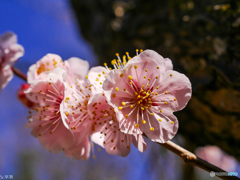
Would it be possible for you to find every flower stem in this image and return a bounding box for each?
[158,141,239,180]
[12,67,27,82]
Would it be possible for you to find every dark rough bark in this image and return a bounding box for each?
[70,0,240,161]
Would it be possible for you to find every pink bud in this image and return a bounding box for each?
[17,83,35,108]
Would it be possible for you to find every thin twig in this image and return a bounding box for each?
[12,67,27,82]
[158,141,239,180]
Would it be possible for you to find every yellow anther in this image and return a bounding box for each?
[137,95,141,99]
[136,49,139,52]
[156,76,159,79]
[85,75,88,79]
[145,69,148,72]
[136,115,138,118]
[134,124,139,128]
[126,52,129,55]
[155,93,158,95]
[157,66,159,69]
[129,82,132,85]
[151,92,155,95]
[111,60,116,65]
[160,110,163,113]
[164,102,168,105]
[170,121,174,124]
[109,67,112,70]
[125,114,129,118]
[115,87,119,91]
[134,65,138,69]
[122,102,126,106]
[96,79,99,81]
[158,119,162,122]
[142,85,145,88]
[116,53,119,56]
[165,91,168,94]
[141,107,145,110]
[140,49,143,52]
[174,98,177,101]
[150,127,154,131]
[142,120,146,124]
[147,84,150,87]
[148,78,150,81]
[104,63,107,66]
[170,74,172,76]
[130,105,133,108]
[128,75,132,80]
[135,92,138,95]
[150,113,153,116]
[118,106,123,110]
[120,73,124,78]
[65,112,69,116]
[144,76,146,78]
[156,86,159,89]
[124,89,126,91]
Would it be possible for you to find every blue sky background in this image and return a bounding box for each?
[0,0,238,180]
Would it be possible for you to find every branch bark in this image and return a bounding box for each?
[158,141,239,180]
[12,67,27,82]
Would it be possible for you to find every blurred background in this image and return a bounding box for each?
[0,0,239,179]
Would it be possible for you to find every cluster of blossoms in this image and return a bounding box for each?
[0,32,24,92]
[0,31,192,160]
[22,49,192,160]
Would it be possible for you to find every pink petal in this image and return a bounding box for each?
[91,132,104,148]
[0,32,17,49]
[64,137,91,161]
[105,131,132,157]
[164,58,173,71]
[66,57,89,79]
[153,70,192,112]
[0,66,13,91]
[88,66,108,92]
[38,121,74,153]
[141,110,178,143]
[126,49,166,73]
[132,134,147,152]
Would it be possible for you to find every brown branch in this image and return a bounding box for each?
[12,67,27,82]
[158,141,239,180]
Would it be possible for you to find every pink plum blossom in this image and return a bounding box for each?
[25,68,75,153]
[17,83,35,108]
[89,93,147,157]
[0,32,24,91]
[195,145,237,172]
[58,68,105,159]
[87,66,147,156]
[102,50,192,143]
[27,53,89,84]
